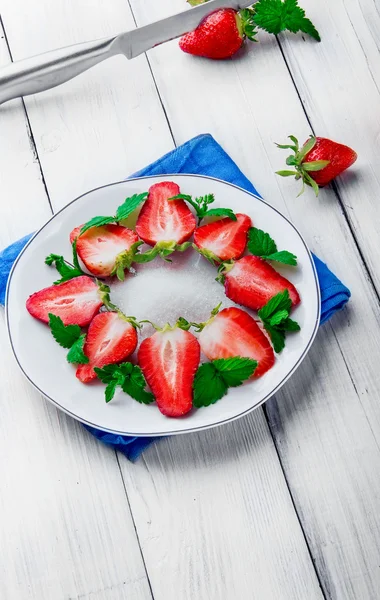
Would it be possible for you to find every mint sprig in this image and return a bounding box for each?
[48,313,89,364]
[193,356,257,408]
[80,192,148,235]
[95,363,154,404]
[258,290,300,353]
[253,0,320,41]
[169,193,236,225]
[45,253,83,285]
[248,228,297,266]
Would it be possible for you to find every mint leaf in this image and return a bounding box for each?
[265,250,298,266]
[94,364,120,384]
[248,228,277,256]
[80,215,114,235]
[48,313,81,349]
[269,309,288,326]
[253,0,321,41]
[122,366,154,404]
[105,379,119,403]
[213,356,257,386]
[258,290,292,321]
[203,208,237,221]
[72,239,82,272]
[45,253,82,284]
[67,334,89,364]
[282,317,301,331]
[115,193,148,222]
[265,325,286,353]
[193,363,228,408]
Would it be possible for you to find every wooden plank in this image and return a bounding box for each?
[0,0,326,598]
[0,22,152,600]
[126,1,380,598]
[277,0,380,292]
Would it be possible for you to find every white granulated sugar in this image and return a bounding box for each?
[110,249,235,340]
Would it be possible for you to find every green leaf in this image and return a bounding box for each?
[45,253,82,284]
[282,317,301,331]
[203,208,237,221]
[248,228,277,257]
[133,245,160,264]
[265,325,286,353]
[115,193,148,222]
[240,8,258,41]
[80,215,115,235]
[253,0,321,41]
[213,356,257,386]
[48,313,81,349]
[67,334,89,364]
[122,366,154,404]
[105,379,119,403]
[94,364,119,384]
[169,193,200,213]
[297,135,317,162]
[193,363,228,408]
[258,289,292,321]
[302,160,330,172]
[193,245,220,266]
[72,239,82,272]
[276,143,298,152]
[269,309,289,326]
[286,155,297,166]
[265,250,298,266]
[45,253,62,266]
[276,170,298,177]
[303,171,320,197]
[176,242,192,252]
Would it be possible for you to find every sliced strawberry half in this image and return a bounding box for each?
[26,276,102,326]
[76,312,138,383]
[223,255,300,311]
[194,213,252,261]
[70,224,139,277]
[135,182,196,246]
[138,325,200,417]
[199,307,275,378]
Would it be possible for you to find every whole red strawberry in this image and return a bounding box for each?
[276,135,357,196]
[179,8,256,60]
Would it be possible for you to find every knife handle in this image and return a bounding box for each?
[0,37,119,105]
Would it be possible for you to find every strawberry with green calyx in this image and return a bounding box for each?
[48,313,89,365]
[216,255,300,311]
[181,0,320,60]
[180,8,257,60]
[95,362,154,404]
[258,289,300,353]
[276,135,357,196]
[135,182,196,262]
[192,304,275,378]
[138,318,201,418]
[247,227,297,266]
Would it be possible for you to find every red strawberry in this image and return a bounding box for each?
[135,182,196,246]
[277,135,357,196]
[194,213,252,261]
[138,324,200,417]
[179,8,256,60]
[76,311,138,383]
[199,307,275,378]
[223,255,300,311]
[70,224,139,277]
[26,276,102,326]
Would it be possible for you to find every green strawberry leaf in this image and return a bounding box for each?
[193,363,228,408]
[67,334,89,364]
[248,228,277,257]
[213,356,257,386]
[48,313,81,349]
[115,193,148,222]
[265,250,298,266]
[258,290,292,321]
[80,215,115,235]
[302,160,330,172]
[253,0,321,42]
[203,208,237,221]
[276,170,298,177]
[72,239,82,272]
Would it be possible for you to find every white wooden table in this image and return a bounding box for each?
[1,1,380,598]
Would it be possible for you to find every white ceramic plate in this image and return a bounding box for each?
[6,174,320,437]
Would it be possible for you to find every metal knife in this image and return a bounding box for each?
[0,0,254,106]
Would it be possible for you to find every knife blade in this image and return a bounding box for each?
[0,0,256,105]
[121,0,256,59]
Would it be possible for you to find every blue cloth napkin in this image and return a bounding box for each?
[0,134,350,460]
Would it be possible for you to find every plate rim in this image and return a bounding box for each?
[6,173,321,437]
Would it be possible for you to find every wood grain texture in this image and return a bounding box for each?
[126,1,380,598]
[0,22,152,600]
[0,0,326,598]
